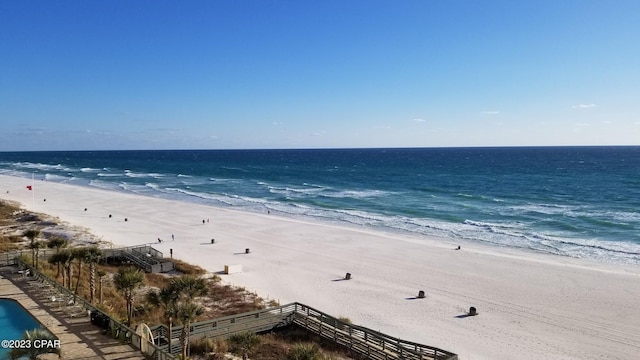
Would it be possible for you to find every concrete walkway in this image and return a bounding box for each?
[0,267,145,360]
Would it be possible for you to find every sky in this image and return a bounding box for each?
[1,0,639,151]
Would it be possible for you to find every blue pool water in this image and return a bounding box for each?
[0,299,42,359]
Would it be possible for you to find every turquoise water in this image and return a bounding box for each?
[1,147,639,266]
[0,299,42,359]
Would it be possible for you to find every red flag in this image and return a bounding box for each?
[26,185,32,190]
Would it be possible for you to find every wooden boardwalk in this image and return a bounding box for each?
[0,267,145,360]
[5,254,457,360]
[159,303,458,360]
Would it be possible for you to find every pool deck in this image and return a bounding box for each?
[0,267,145,360]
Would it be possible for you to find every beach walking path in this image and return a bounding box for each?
[0,269,145,360]
[2,174,640,360]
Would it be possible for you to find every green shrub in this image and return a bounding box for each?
[288,343,321,360]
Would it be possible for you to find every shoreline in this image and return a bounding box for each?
[5,169,639,270]
[2,174,640,359]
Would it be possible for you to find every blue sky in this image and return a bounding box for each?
[1,1,639,151]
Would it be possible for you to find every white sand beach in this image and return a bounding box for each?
[1,174,639,360]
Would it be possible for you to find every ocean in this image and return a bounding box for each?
[1,147,639,266]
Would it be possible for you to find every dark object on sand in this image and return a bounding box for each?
[418,290,425,298]
[245,248,250,254]
[108,214,112,218]
[84,208,87,211]
[211,239,215,244]
[345,272,351,280]
[469,307,477,316]
[43,199,46,202]
[170,249,173,259]
[455,245,461,250]
[124,218,128,222]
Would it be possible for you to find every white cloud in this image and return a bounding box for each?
[413,118,426,122]
[572,104,597,109]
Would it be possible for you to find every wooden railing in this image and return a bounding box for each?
[154,303,457,360]
[0,249,57,267]
[2,245,174,273]
[103,245,174,273]
[8,255,457,360]
[13,258,175,360]
[293,304,457,360]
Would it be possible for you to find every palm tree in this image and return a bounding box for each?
[72,247,88,296]
[83,247,103,304]
[176,302,204,360]
[47,237,68,276]
[113,266,145,326]
[9,328,62,360]
[23,229,41,266]
[47,252,67,283]
[172,275,208,300]
[97,269,107,305]
[173,276,208,359]
[146,286,179,354]
[49,249,73,288]
[27,240,44,270]
[62,250,75,289]
[70,247,102,303]
[47,236,68,252]
[229,331,260,360]
[147,275,208,358]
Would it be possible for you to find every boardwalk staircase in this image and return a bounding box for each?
[5,255,457,360]
[151,303,458,360]
[103,245,174,273]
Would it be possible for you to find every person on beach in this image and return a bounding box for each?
[158,237,162,243]
[202,219,205,225]
[171,234,174,241]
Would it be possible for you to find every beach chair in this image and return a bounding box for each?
[65,303,88,318]
[49,296,65,307]
[18,269,30,277]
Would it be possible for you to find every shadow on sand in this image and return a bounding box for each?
[455,313,479,319]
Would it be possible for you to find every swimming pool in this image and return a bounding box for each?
[0,298,43,359]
